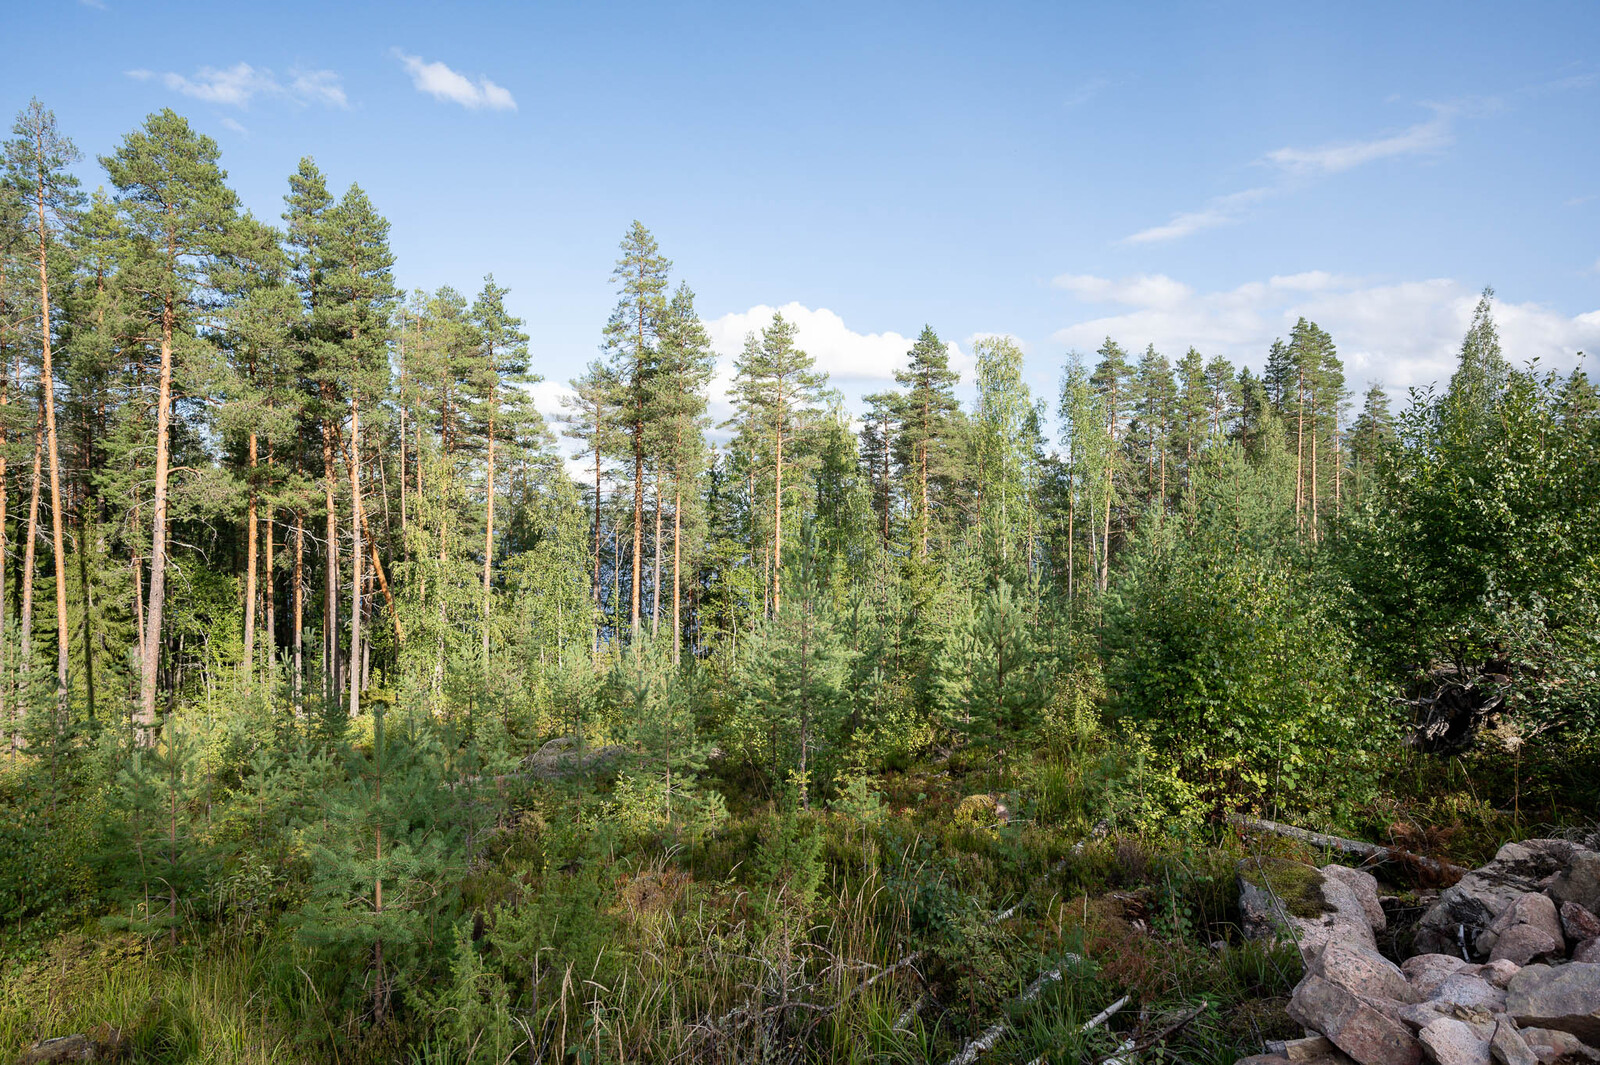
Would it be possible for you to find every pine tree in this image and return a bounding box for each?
[893,325,961,559]
[601,222,670,646]
[4,100,82,718]
[102,110,241,742]
[653,282,713,662]
[560,359,618,656]
[468,276,533,667]
[726,312,827,615]
[1089,338,1134,590]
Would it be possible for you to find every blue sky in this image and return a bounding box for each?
[12,1,1600,430]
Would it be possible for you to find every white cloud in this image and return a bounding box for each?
[1051,272,1598,396]
[219,117,247,135]
[1263,112,1453,175]
[395,51,516,111]
[128,62,348,109]
[1122,187,1275,244]
[705,304,918,382]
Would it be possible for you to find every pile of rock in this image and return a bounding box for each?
[1237,838,1600,1065]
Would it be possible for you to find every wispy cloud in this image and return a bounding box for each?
[219,117,247,135]
[1063,77,1109,109]
[1051,271,1598,395]
[78,0,107,9]
[126,62,348,109]
[1262,110,1453,175]
[395,51,516,111]
[1122,187,1274,244]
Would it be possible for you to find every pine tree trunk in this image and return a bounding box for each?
[482,401,495,666]
[34,188,71,713]
[651,473,662,640]
[265,442,276,665]
[0,348,9,751]
[672,468,682,666]
[1295,369,1305,532]
[348,395,362,721]
[773,420,784,615]
[320,408,341,713]
[137,292,179,744]
[243,430,258,677]
[631,421,644,646]
[592,438,602,659]
[293,510,305,715]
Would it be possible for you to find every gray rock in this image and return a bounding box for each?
[1484,961,1523,990]
[1490,1021,1539,1065]
[1290,975,1422,1065]
[1561,904,1600,945]
[1310,940,1421,1005]
[1575,940,1600,965]
[1241,859,1379,960]
[1325,864,1389,932]
[1517,1027,1600,1064]
[1506,963,1600,1044]
[1432,973,1509,1013]
[1415,842,1593,958]
[1493,924,1567,967]
[1420,1018,1494,1065]
[1547,854,1600,916]
[1407,955,1475,987]
[1482,896,1566,965]
[18,1034,97,1063]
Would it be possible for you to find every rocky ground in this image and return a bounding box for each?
[1237,838,1600,1065]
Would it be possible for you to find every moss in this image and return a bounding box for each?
[1240,857,1334,919]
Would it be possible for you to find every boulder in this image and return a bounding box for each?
[1561,904,1600,945]
[1505,964,1600,1044]
[1575,940,1600,965]
[1431,973,1509,1013]
[1289,975,1422,1065]
[1481,895,1565,966]
[1415,842,1591,958]
[1517,1027,1600,1064]
[1242,858,1379,960]
[1421,1018,1495,1065]
[1483,961,1523,990]
[1324,865,1389,932]
[1490,1021,1539,1065]
[17,1034,97,1063]
[1406,955,1475,991]
[1547,854,1600,916]
[523,736,626,780]
[1310,940,1421,1005]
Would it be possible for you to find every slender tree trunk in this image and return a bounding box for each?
[631,420,644,646]
[265,441,276,668]
[1295,368,1305,532]
[293,510,304,715]
[0,348,9,750]
[320,408,341,712]
[398,378,409,555]
[482,401,495,667]
[672,468,682,665]
[137,286,180,744]
[651,473,662,640]
[78,508,96,724]
[243,430,258,677]
[591,437,602,659]
[773,420,784,615]
[348,395,362,721]
[34,192,70,714]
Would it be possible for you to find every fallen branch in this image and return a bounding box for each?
[942,955,1086,1065]
[1229,815,1468,880]
[1020,994,1130,1065]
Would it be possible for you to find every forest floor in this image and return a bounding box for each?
[1,727,1591,1065]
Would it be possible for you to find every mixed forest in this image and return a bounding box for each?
[1,100,1598,1064]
